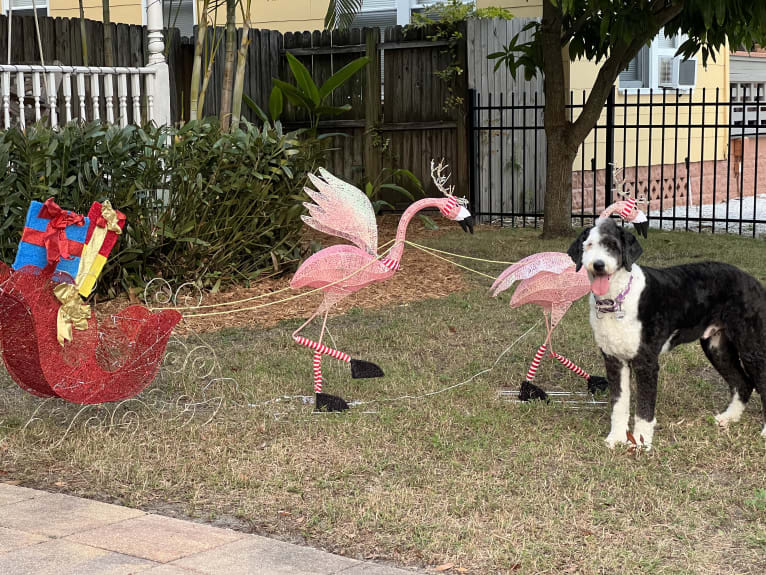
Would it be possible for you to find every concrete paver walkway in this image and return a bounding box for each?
[0,483,423,575]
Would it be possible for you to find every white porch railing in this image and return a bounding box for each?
[0,0,170,129]
[0,65,158,129]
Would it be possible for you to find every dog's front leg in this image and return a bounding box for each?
[603,353,631,448]
[632,354,659,450]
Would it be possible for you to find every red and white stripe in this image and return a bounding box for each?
[552,352,589,380]
[380,257,401,271]
[313,352,323,393]
[619,197,637,219]
[525,343,548,382]
[439,195,458,218]
[293,336,351,362]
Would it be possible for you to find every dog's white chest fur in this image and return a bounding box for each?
[590,266,646,360]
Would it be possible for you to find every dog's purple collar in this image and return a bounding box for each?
[595,274,633,318]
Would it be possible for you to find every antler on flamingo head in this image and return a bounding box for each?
[430,158,473,233]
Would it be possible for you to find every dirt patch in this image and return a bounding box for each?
[95,215,468,334]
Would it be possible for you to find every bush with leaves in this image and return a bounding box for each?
[0,119,321,297]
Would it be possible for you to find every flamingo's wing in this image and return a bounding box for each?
[490,252,575,297]
[301,168,378,256]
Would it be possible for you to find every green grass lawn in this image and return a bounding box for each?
[1,226,766,574]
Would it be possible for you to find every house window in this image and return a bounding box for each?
[619,29,697,91]
[2,0,47,17]
[163,0,196,38]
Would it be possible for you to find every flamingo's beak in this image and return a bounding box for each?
[455,206,474,234]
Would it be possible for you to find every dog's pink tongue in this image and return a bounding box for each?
[592,275,610,296]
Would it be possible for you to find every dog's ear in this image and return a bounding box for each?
[567,228,590,271]
[620,228,643,271]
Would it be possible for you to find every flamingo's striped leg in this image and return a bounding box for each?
[293,336,351,363]
[551,352,590,380]
[313,352,323,393]
[525,343,548,382]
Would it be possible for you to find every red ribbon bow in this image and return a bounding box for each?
[37,198,85,263]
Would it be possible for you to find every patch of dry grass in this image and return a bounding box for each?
[1,226,765,574]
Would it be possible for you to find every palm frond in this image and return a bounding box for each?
[324,0,363,30]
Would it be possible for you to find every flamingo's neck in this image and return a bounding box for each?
[386,197,449,265]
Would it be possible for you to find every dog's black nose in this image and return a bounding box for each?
[593,260,606,273]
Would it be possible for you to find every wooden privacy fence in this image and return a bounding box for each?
[174,23,470,198]
[467,17,545,222]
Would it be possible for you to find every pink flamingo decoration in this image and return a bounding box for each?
[291,161,473,411]
[491,253,608,401]
[602,169,649,237]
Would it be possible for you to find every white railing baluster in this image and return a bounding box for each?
[90,74,100,121]
[131,73,141,125]
[0,66,159,129]
[63,73,72,123]
[16,71,25,130]
[118,73,128,128]
[2,72,10,129]
[104,73,114,124]
[146,73,154,124]
[47,71,57,127]
[32,72,41,122]
[77,73,86,121]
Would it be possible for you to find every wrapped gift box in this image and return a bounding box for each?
[76,200,126,297]
[13,199,89,280]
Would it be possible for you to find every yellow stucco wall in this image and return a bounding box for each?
[205,0,330,32]
[477,0,542,18]
[49,0,331,31]
[572,55,730,170]
[50,0,143,25]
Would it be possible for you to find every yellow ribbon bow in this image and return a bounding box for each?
[53,283,91,346]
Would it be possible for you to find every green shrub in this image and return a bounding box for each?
[0,119,320,297]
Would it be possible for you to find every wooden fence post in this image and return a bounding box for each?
[455,21,469,201]
[146,0,171,127]
[364,27,381,183]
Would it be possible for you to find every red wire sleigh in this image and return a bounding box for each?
[0,261,180,403]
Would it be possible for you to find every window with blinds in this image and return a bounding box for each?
[3,0,48,16]
[618,29,696,91]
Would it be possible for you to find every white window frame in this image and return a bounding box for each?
[619,28,697,94]
[2,0,49,15]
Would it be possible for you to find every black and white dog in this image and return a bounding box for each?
[568,218,766,449]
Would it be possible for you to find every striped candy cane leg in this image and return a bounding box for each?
[552,352,590,380]
[313,351,323,393]
[525,343,548,382]
[293,336,351,363]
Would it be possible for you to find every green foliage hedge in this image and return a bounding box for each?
[0,120,319,297]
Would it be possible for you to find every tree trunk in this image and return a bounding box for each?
[540,0,571,237]
[544,129,577,237]
[231,0,252,131]
[190,0,210,121]
[220,0,237,131]
[78,0,88,66]
[103,0,113,67]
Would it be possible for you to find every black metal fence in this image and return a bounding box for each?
[469,86,766,236]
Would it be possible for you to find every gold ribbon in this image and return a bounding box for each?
[99,201,123,235]
[75,201,123,294]
[53,283,91,346]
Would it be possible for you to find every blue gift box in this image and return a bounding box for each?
[13,200,90,281]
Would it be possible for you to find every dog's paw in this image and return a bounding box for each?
[604,433,629,449]
[714,412,739,428]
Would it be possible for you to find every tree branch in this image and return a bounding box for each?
[567,2,684,148]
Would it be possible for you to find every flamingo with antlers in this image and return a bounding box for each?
[490,176,648,401]
[605,168,650,237]
[291,161,473,411]
[491,253,608,401]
